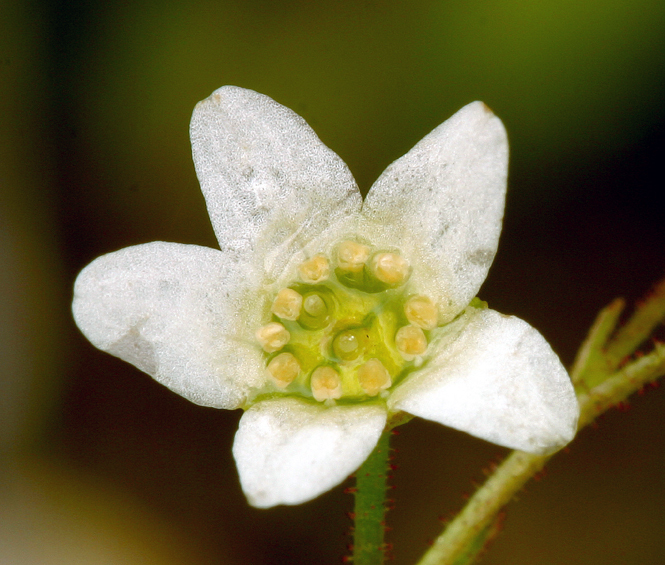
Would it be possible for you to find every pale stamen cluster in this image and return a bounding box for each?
[254,240,439,403]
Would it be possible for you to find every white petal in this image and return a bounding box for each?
[190,86,362,285]
[388,309,579,454]
[233,397,387,508]
[72,242,265,409]
[362,102,508,322]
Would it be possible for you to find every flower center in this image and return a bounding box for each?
[254,240,439,405]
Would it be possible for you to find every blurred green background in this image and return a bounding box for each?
[2,0,664,563]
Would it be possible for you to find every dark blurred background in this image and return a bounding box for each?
[2,0,664,563]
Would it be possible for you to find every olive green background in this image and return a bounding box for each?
[2,0,665,563]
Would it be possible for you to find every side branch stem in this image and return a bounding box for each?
[416,451,549,565]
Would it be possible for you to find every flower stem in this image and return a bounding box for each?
[352,430,392,565]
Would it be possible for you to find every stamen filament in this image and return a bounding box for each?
[303,294,327,317]
[271,288,303,321]
[395,325,428,358]
[404,295,438,330]
[338,241,370,273]
[311,366,343,402]
[370,252,410,286]
[256,322,290,353]
[358,359,392,396]
[298,255,330,283]
[267,352,301,389]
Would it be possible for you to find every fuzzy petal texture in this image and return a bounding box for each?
[233,397,387,507]
[190,86,362,285]
[388,309,579,454]
[362,102,508,323]
[72,242,265,409]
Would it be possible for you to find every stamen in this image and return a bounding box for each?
[404,295,438,330]
[357,358,392,396]
[311,366,343,402]
[256,238,434,404]
[370,252,410,286]
[337,241,370,272]
[333,329,365,361]
[255,322,290,353]
[395,325,428,357]
[298,255,330,283]
[303,294,326,317]
[267,352,301,389]
[271,288,303,321]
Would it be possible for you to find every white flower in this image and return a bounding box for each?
[73,86,579,508]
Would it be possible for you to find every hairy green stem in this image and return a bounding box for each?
[417,450,548,565]
[352,431,392,565]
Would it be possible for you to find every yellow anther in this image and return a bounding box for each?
[271,288,303,321]
[298,255,330,283]
[370,252,410,286]
[255,322,290,353]
[337,240,371,272]
[310,366,343,402]
[267,352,301,389]
[357,359,392,396]
[404,295,438,330]
[303,293,326,317]
[395,325,428,357]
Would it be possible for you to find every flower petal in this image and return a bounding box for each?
[190,86,362,285]
[362,102,508,322]
[388,309,579,454]
[72,242,265,409]
[233,397,387,508]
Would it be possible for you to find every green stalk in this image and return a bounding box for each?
[416,449,549,565]
[352,430,392,565]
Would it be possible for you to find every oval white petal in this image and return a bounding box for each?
[190,86,362,285]
[233,397,387,508]
[388,309,579,454]
[362,102,508,322]
[72,242,265,409]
